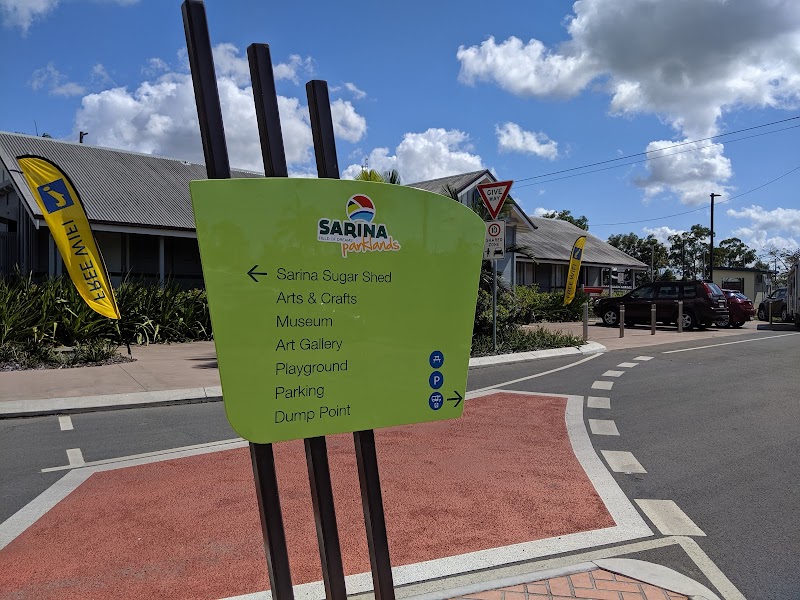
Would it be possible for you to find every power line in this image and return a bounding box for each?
[591,163,800,227]
[515,122,800,189]
[514,114,800,185]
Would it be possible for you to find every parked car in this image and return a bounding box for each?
[716,289,755,328]
[594,280,728,330]
[757,287,787,321]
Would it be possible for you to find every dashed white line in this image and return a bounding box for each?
[601,451,647,474]
[66,448,85,468]
[617,362,638,368]
[591,380,614,390]
[602,370,625,377]
[58,415,73,431]
[635,499,706,536]
[589,419,619,436]
[587,396,611,409]
[662,332,800,354]
[634,355,654,361]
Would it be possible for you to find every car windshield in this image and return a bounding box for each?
[705,282,724,297]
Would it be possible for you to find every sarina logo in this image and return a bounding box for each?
[318,194,401,258]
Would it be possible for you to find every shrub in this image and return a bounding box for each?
[472,325,584,357]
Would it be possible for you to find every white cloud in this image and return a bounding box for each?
[1,0,138,33]
[643,226,684,244]
[496,122,558,159]
[343,82,366,99]
[635,141,732,205]
[531,207,555,217]
[0,0,58,33]
[342,128,484,183]
[273,54,314,84]
[74,45,365,172]
[91,64,114,87]
[29,63,86,97]
[727,205,800,251]
[330,99,366,143]
[143,58,169,77]
[457,0,800,202]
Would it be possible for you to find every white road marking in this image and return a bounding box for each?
[587,396,610,409]
[635,499,706,536]
[42,438,247,473]
[663,332,800,354]
[634,355,654,361]
[58,415,73,431]
[617,362,638,368]
[66,448,85,468]
[589,419,619,436]
[601,451,647,474]
[591,380,614,390]
[470,353,601,394]
[602,370,624,377]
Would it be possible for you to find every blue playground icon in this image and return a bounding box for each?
[429,350,444,368]
[429,371,444,389]
[428,392,443,410]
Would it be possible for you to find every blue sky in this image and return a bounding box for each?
[2,0,799,255]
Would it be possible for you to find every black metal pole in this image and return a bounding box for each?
[306,78,395,600]
[245,41,297,600]
[248,43,288,178]
[304,436,347,600]
[354,430,396,600]
[182,4,293,599]
[182,0,230,180]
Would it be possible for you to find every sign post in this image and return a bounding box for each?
[478,181,512,354]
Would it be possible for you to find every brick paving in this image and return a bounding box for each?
[454,569,689,600]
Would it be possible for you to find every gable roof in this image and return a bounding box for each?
[518,217,648,269]
[407,169,538,232]
[0,132,260,231]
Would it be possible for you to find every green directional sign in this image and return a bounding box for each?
[191,178,485,443]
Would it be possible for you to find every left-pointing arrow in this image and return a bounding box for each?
[247,265,268,282]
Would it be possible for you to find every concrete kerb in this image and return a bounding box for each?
[0,343,607,417]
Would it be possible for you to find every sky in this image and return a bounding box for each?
[2,0,799,258]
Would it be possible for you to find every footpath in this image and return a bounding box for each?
[0,320,766,600]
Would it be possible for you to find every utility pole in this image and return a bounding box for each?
[650,241,655,282]
[709,192,721,282]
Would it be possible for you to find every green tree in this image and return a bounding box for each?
[541,209,589,231]
[606,232,669,283]
[668,224,711,279]
[715,237,758,268]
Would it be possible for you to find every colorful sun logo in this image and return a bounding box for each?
[346,194,375,222]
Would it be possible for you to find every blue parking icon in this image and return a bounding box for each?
[429,392,444,410]
[429,371,444,389]
[429,350,444,368]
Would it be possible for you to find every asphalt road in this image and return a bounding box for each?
[3,330,800,600]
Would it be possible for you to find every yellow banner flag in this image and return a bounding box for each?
[564,235,587,306]
[17,155,120,320]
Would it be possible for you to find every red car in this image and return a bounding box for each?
[717,289,755,328]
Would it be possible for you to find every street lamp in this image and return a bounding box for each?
[709,192,721,282]
[79,131,89,143]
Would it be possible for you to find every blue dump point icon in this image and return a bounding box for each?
[429,350,444,368]
[429,371,444,389]
[429,392,444,410]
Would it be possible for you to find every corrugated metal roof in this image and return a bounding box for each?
[0,132,261,231]
[518,217,647,268]
[406,170,488,195]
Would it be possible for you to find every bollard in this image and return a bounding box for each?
[651,303,656,335]
[677,300,684,333]
[582,301,589,342]
[619,304,625,338]
[769,301,773,324]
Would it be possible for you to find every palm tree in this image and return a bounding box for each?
[354,168,402,184]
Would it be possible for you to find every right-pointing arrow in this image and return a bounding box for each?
[447,390,463,407]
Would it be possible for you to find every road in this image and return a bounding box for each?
[2,329,799,599]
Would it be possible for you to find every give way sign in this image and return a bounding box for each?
[477,180,513,219]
